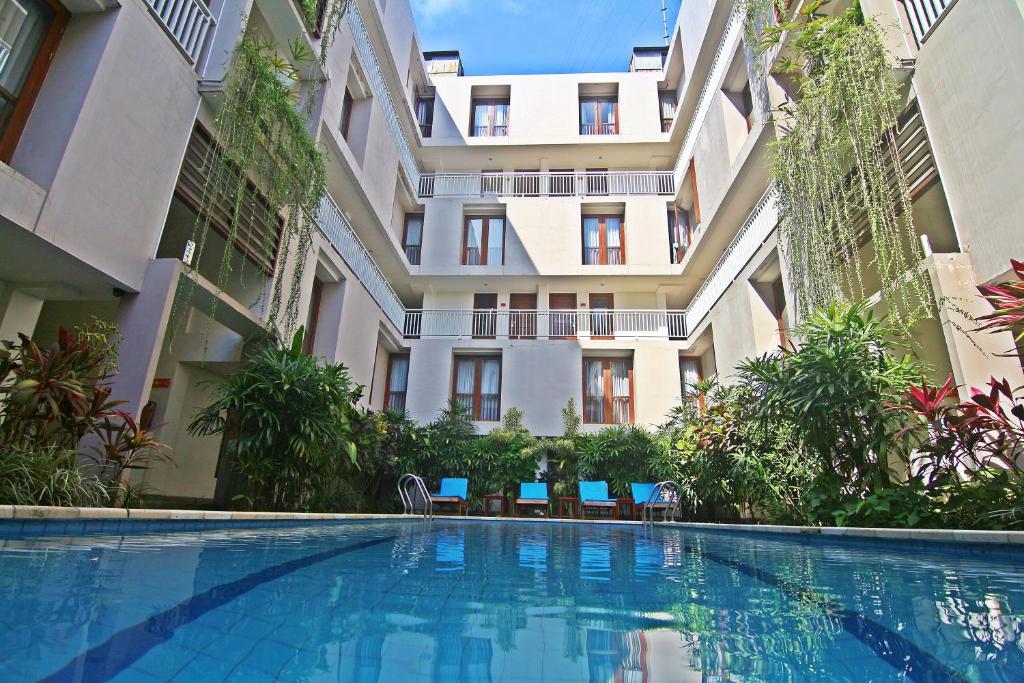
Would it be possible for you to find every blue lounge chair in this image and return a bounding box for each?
[579,480,617,519]
[631,482,676,521]
[514,482,549,517]
[430,478,469,515]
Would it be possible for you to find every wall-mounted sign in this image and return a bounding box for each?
[152,378,172,389]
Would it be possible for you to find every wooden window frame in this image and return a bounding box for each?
[452,355,502,421]
[589,293,615,340]
[384,353,410,412]
[340,89,354,140]
[0,0,69,163]
[469,98,510,137]
[402,213,423,265]
[669,207,691,264]
[462,215,505,266]
[770,278,788,348]
[416,96,434,137]
[579,96,619,135]
[302,277,324,355]
[688,159,702,225]
[659,90,676,133]
[582,357,635,425]
[741,83,755,132]
[581,215,626,265]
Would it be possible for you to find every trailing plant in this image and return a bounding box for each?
[748,1,933,332]
[188,327,364,511]
[738,301,925,524]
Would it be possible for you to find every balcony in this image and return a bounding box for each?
[418,170,674,198]
[403,309,686,341]
[143,0,215,65]
[901,0,955,45]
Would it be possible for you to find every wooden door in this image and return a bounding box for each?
[509,293,537,339]
[473,293,498,338]
[549,293,577,339]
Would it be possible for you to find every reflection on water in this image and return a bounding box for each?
[0,520,1022,682]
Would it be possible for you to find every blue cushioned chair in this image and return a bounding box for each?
[430,477,469,515]
[631,482,676,521]
[515,482,549,517]
[579,480,617,519]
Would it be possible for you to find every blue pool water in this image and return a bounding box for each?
[0,520,1022,682]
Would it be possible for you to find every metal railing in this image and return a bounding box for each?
[346,5,420,186]
[901,0,954,45]
[315,194,407,330]
[641,481,682,524]
[398,474,432,518]
[403,308,686,340]
[143,0,214,65]
[686,188,779,331]
[580,122,619,135]
[418,170,674,198]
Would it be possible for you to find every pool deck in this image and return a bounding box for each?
[2,505,1024,546]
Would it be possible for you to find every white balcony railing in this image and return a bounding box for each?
[346,5,420,186]
[403,309,686,340]
[686,187,779,331]
[901,0,954,45]
[418,170,674,198]
[143,0,214,64]
[316,194,406,330]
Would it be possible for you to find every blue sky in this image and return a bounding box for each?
[410,0,680,75]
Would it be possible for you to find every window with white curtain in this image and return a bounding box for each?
[403,214,423,265]
[453,355,502,421]
[385,354,410,412]
[470,98,509,137]
[659,90,677,132]
[583,358,633,424]
[679,356,702,402]
[580,97,618,135]
[582,215,624,265]
[463,216,504,265]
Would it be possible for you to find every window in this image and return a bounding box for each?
[340,88,354,140]
[472,293,497,339]
[580,97,618,135]
[589,293,614,339]
[679,356,703,402]
[583,358,633,424]
[302,277,324,355]
[582,215,624,265]
[769,276,788,348]
[688,159,702,225]
[462,216,505,265]
[416,96,434,137]
[402,213,423,265]
[0,0,67,162]
[659,90,677,133]
[668,208,690,264]
[740,84,755,131]
[509,293,536,339]
[470,98,509,137]
[453,355,501,421]
[549,293,577,339]
[385,354,409,412]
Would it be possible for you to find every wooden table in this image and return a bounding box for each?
[615,498,635,521]
[483,493,506,517]
[558,496,579,519]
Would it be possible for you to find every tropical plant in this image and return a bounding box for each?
[0,445,109,508]
[576,425,670,498]
[188,327,364,511]
[976,259,1024,354]
[738,301,925,524]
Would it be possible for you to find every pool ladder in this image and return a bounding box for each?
[398,474,432,519]
[641,480,681,525]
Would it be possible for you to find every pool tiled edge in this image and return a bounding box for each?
[1,505,1022,547]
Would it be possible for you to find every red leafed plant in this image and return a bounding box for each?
[976,259,1024,353]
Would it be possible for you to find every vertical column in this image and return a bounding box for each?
[0,285,44,341]
[927,253,1024,400]
[107,259,183,419]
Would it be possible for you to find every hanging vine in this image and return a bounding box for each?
[742,1,933,334]
[171,1,354,348]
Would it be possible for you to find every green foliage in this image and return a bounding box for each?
[0,444,109,508]
[576,425,673,498]
[746,1,933,333]
[188,327,365,511]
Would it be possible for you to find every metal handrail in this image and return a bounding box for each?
[642,480,681,524]
[398,473,432,518]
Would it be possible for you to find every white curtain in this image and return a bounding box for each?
[585,361,604,423]
[583,218,600,264]
[387,356,409,410]
[493,103,508,132]
[480,359,501,420]
[465,218,483,264]
[599,99,616,128]
[680,357,701,399]
[659,90,677,119]
[487,218,504,265]
[580,101,596,129]
[455,359,475,411]
[0,0,49,98]
[606,218,621,263]
[611,361,630,423]
[405,216,422,246]
[472,103,488,133]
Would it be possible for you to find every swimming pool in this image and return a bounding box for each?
[0,519,1021,682]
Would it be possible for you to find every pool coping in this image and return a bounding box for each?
[2,505,1023,546]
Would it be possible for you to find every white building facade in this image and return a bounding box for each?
[0,0,1021,503]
